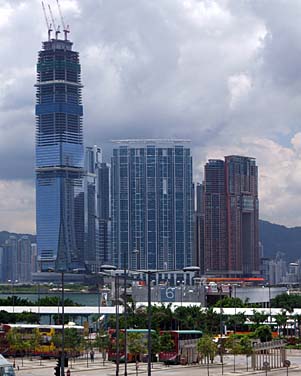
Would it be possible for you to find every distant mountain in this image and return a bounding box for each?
[259,220,301,261]
[0,231,36,246]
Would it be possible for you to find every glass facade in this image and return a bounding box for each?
[35,38,84,272]
[83,146,111,270]
[111,140,193,270]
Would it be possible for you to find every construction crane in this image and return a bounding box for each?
[48,3,60,39]
[41,1,52,40]
[56,0,70,40]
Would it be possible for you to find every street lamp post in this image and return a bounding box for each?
[147,270,152,376]
[234,284,237,373]
[268,284,272,323]
[37,283,41,319]
[100,265,119,376]
[8,279,18,313]
[60,271,65,376]
[123,255,128,376]
[137,265,200,376]
[218,284,224,375]
[136,268,154,376]
[115,274,120,376]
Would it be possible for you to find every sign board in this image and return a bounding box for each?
[283,360,291,368]
[160,287,176,302]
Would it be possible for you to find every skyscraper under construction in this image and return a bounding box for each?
[35,14,84,272]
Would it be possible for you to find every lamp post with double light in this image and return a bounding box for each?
[137,264,200,376]
[135,269,154,376]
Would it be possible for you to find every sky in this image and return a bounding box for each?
[1,0,301,233]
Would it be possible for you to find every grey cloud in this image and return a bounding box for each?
[2,0,301,230]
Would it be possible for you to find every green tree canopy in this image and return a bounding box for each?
[197,334,217,364]
[127,333,147,361]
[271,293,300,312]
[253,325,272,342]
[214,296,245,308]
[251,310,268,328]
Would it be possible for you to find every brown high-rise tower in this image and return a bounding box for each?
[203,156,259,277]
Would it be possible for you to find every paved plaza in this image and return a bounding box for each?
[10,350,301,376]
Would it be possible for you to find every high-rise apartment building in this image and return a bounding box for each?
[1,236,18,282]
[111,140,193,270]
[194,182,205,274]
[203,160,228,274]
[97,162,111,265]
[35,33,84,272]
[203,156,259,277]
[17,236,32,282]
[84,146,101,270]
[84,146,111,270]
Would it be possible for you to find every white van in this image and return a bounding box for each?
[0,355,15,376]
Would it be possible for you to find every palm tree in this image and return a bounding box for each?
[252,310,268,328]
[274,310,288,337]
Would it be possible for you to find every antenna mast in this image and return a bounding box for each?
[48,4,60,39]
[56,0,70,40]
[41,1,52,40]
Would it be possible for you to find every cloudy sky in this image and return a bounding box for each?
[1,0,301,233]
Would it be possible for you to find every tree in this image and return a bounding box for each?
[28,328,41,358]
[16,312,39,324]
[159,332,174,353]
[95,331,110,365]
[37,296,81,307]
[226,312,246,330]
[271,293,299,312]
[274,310,288,336]
[52,328,83,357]
[254,325,272,342]
[6,328,29,365]
[239,335,253,371]
[151,304,173,330]
[251,310,268,328]
[197,335,217,364]
[0,296,31,306]
[127,333,146,362]
[225,334,242,356]
[203,307,222,334]
[214,296,245,308]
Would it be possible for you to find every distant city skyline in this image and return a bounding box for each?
[2,1,301,232]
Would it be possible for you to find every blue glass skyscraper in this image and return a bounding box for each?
[111,140,193,270]
[35,34,84,272]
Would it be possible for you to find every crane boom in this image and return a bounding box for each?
[48,4,60,39]
[41,1,52,40]
[56,0,70,40]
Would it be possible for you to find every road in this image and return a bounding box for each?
[12,351,301,376]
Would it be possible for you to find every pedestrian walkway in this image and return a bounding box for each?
[11,352,301,376]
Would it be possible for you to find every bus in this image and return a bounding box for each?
[0,323,84,358]
[159,330,203,365]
